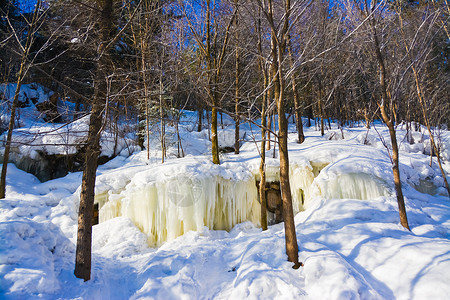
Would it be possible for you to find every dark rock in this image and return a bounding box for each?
[35,93,62,123]
[1,146,113,182]
[256,181,284,225]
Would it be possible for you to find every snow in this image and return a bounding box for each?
[1,93,450,299]
[1,84,139,168]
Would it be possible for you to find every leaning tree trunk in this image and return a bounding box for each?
[397,10,450,198]
[268,0,301,268]
[74,92,103,281]
[0,0,40,199]
[276,51,301,268]
[380,104,410,230]
[371,16,410,230]
[0,67,25,199]
[408,61,450,198]
[74,0,113,281]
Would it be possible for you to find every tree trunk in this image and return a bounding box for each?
[197,107,202,132]
[276,44,301,268]
[74,99,103,281]
[159,71,166,163]
[318,78,325,136]
[0,71,25,199]
[267,107,272,150]
[74,0,113,281]
[0,0,40,199]
[287,37,304,143]
[206,0,220,165]
[319,101,324,136]
[364,108,370,129]
[211,98,220,164]
[371,16,410,230]
[234,2,240,155]
[112,101,119,157]
[256,8,267,230]
[260,69,268,231]
[380,105,410,229]
[272,113,277,159]
[267,0,301,268]
[176,117,184,158]
[206,107,211,140]
[397,11,450,198]
[141,56,150,160]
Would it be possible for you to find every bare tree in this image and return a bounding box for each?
[74,0,141,281]
[0,0,43,198]
[178,0,237,164]
[74,0,115,281]
[255,0,305,269]
[396,2,450,198]
[352,0,410,229]
[234,0,241,154]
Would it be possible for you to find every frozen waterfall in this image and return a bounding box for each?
[95,161,391,246]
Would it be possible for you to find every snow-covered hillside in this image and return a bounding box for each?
[1,95,450,299]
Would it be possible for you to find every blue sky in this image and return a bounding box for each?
[16,0,38,13]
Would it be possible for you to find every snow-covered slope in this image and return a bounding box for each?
[1,109,449,299]
[0,83,140,181]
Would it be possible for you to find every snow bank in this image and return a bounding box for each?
[1,115,137,158]
[93,217,150,258]
[0,83,52,108]
[1,83,140,182]
[0,219,74,298]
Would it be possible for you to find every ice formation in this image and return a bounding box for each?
[98,174,261,246]
[96,161,391,246]
[312,172,390,200]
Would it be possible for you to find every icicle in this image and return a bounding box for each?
[96,161,389,246]
[312,172,390,200]
[99,175,260,246]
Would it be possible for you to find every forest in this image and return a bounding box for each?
[0,0,449,299]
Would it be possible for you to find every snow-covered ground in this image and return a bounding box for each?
[1,92,450,299]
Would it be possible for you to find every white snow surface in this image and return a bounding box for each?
[1,83,139,159]
[1,108,450,299]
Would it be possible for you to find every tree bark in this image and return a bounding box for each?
[74,0,113,281]
[371,15,410,230]
[276,43,301,268]
[0,68,25,199]
[159,66,166,163]
[234,0,240,155]
[0,0,41,199]
[256,8,268,230]
[287,37,305,144]
[206,0,220,165]
[197,107,203,132]
[260,68,268,231]
[211,100,220,164]
[318,77,325,136]
[141,48,150,160]
[267,0,301,268]
[267,107,272,150]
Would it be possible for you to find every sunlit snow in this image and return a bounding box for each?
[1,86,449,299]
